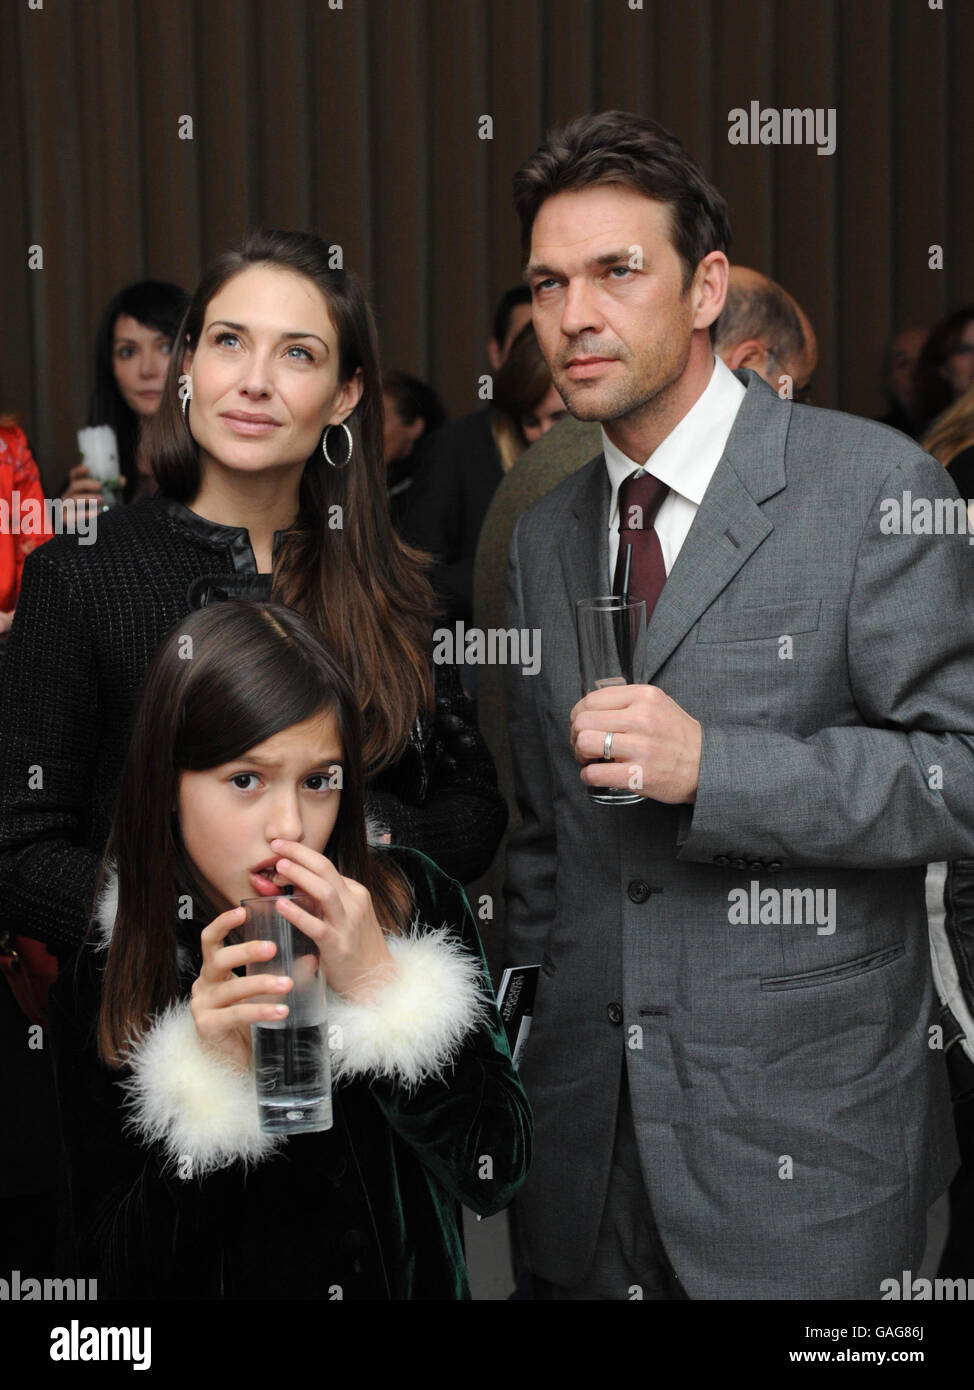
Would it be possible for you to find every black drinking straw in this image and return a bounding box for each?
[619,543,632,604]
[614,544,633,674]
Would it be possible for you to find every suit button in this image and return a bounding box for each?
[747,860,764,872]
[767,860,783,872]
[730,858,748,871]
[607,1002,623,1025]
[713,855,730,867]
[627,879,651,904]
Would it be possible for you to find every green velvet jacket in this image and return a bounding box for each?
[48,846,532,1300]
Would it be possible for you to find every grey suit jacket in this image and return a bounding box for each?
[503,369,974,1299]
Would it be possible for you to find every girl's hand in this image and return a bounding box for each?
[0,611,13,634]
[189,905,293,1072]
[269,839,398,1002]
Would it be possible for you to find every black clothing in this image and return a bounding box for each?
[0,494,507,958]
[47,846,531,1299]
[400,409,503,624]
[947,446,974,499]
[877,404,924,441]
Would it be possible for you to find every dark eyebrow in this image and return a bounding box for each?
[523,249,635,284]
[230,753,343,770]
[209,319,328,349]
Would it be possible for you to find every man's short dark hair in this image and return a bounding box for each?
[713,280,805,369]
[513,110,731,293]
[382,371,446,435]
[492,285,532,349]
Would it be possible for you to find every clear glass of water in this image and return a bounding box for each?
[242,892,333,1135]
[575,596,648,806]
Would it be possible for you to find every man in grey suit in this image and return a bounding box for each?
[503,110,974,1299]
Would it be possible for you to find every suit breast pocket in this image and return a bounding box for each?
[695,599,821,644]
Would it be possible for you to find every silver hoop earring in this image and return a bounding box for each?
[178,373,193,424]
[322,422,353,469]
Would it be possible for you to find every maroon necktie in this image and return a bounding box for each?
[612,469,669,621]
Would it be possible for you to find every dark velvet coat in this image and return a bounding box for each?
[47,846,532,1300]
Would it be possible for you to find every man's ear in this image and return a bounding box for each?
[486,337,503,373]
[692,251,729,331]
[721,338,770,372]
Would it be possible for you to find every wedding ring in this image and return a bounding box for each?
[603,731,614,761]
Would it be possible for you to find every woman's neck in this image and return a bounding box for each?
[186,461,302,572]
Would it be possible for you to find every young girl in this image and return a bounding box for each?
[48,600,531,1300]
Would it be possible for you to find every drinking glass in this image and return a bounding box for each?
[575,596,648,806]
[242,891,333,1135]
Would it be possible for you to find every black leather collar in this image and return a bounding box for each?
[155,493,287,575]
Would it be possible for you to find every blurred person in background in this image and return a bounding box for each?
[878,326,929,439]
[922,383,974,496]
[382,370,446,529]
[404,322,564,639]
[0,416,54,638]
[60,280,189,509]
[914,307,974,436]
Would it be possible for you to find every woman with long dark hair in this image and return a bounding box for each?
[0,230,507,961]
[48,600,530,1298]
[62,280,189,507]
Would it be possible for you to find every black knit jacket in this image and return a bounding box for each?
[0,494,507,957]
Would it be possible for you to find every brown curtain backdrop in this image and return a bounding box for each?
[0,0,969,489]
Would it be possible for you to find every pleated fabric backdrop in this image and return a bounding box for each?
[0,0,969,487]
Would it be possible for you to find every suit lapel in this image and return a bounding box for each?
[558,455,611,609]
[642,373,790,681]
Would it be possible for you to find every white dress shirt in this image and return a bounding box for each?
[603,355,746,587]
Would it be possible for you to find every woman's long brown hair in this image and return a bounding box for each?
[96,601,414,1070]
[145,229,436,773]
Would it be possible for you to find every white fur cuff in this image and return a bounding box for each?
[327,926,491,1089]
[120,1003,281,1176]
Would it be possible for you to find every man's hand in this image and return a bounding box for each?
[570,684,702,804]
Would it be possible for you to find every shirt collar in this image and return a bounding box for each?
[602,355,746,511]
[154,493,288,573]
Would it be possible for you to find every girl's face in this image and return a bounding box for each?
[177,711,343,914]
[112,315,173,416]
[181,264,363,480]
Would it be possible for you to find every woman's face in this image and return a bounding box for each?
[112,315,173,416]
[182,265,363,480]
[178,711,343,914]
[520,383,568,445]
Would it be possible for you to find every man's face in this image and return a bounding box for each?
[888,327,927,412]
[526,185,696,424]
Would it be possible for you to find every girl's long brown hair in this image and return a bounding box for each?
[145,229,436,773]
[96,601,413,1070]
